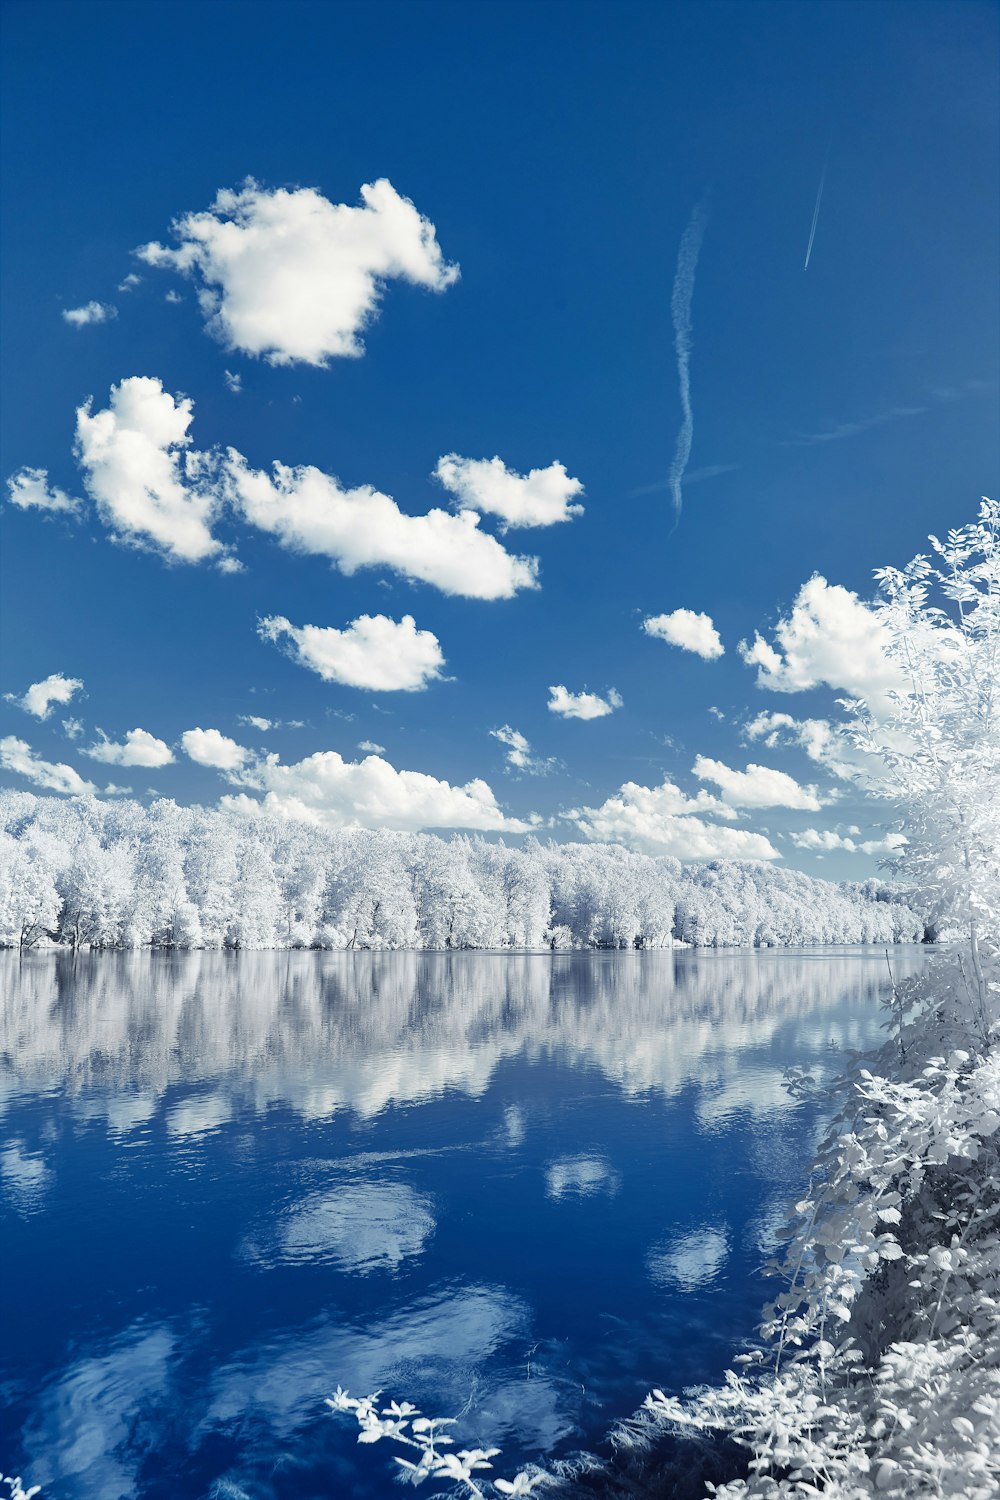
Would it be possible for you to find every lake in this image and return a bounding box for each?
[0,946,926,1498]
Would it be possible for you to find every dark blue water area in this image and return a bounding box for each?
[0,946,926,1499]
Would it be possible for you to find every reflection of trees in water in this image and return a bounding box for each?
[1,948,925,1120]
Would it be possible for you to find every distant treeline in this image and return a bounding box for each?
[0,792,926,951]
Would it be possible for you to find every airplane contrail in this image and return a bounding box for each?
[804,157,828,270]
[667,200,708,527]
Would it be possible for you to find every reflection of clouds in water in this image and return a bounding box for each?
[1,1139,52,1214]
[545,1154,620,1200]
[271,1181,435,1273]
[695,1066,797,1131]
[503,1104,526,1148]
[648,1226,729,1292]
[0,947,923,1128]
[205,1284,531,1435]
[106,1092,156,1135]
[167,1091,232,1138]
[475,1374,576,1452]
[24,1324,174,1500]
[750,1199,793,1260]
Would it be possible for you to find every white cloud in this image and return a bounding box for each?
[743,711,881,784]
[224,370,242,394]
[643,608,724,660]
[0,736,95,795]
[547,685,622,720]
[692,754,824,810]
[564,777,780,860]
[165,289,183,304]
[740,575,904,713]
[181,727,249,772]
[239,715,272,731]
[20,381,536,598]
[136,177,459,366]
[5,673,83,720]
[62,717,85,740]
[62,300,117,327]
[491,724,555,775]
[75,377,230,566]
[790,827,907,857]
[84,728,174,768]
[222,748,537,834]
[6,466,80,514]
[434,455,584,529]
[357,739,385,754]
[228,451,538,599]
[118,273,142,292]
[258,612,444,692]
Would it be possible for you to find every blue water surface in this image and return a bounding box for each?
[0,947,925,1498]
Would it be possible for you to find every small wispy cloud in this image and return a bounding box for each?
[803,155,828,271]
[491,724,557,775]
[630,463,737,497]
[667,200,709,526]
[783,404,926,448]
[62,301,117,328]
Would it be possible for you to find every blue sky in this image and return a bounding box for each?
[1,0,997,876]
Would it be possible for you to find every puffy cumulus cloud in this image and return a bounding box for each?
[743,710,882,785]
[239,715,272,731]
[564,776,780,861]
[0,736,95,795]
[740,575,904,713]
[643,608,724,660]
[75,377,231,566]
[357,739,385,754]
[258,612,444,692]
[790,827,907,857]
[62,300,117,327]
[227,452,538,599]
[181,727,249,772]
[6,466,80,515]
[5,672,84,720]
[490,724,555,775]
[547,685,622,720]
[83,728,174,768]
[222,748,538,834]
[434,454,584,529]
[136,177,459,366]
[692,755,824,811]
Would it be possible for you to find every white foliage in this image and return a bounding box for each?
[0,793,923,951]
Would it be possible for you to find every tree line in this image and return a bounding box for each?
[0,790,924,951]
